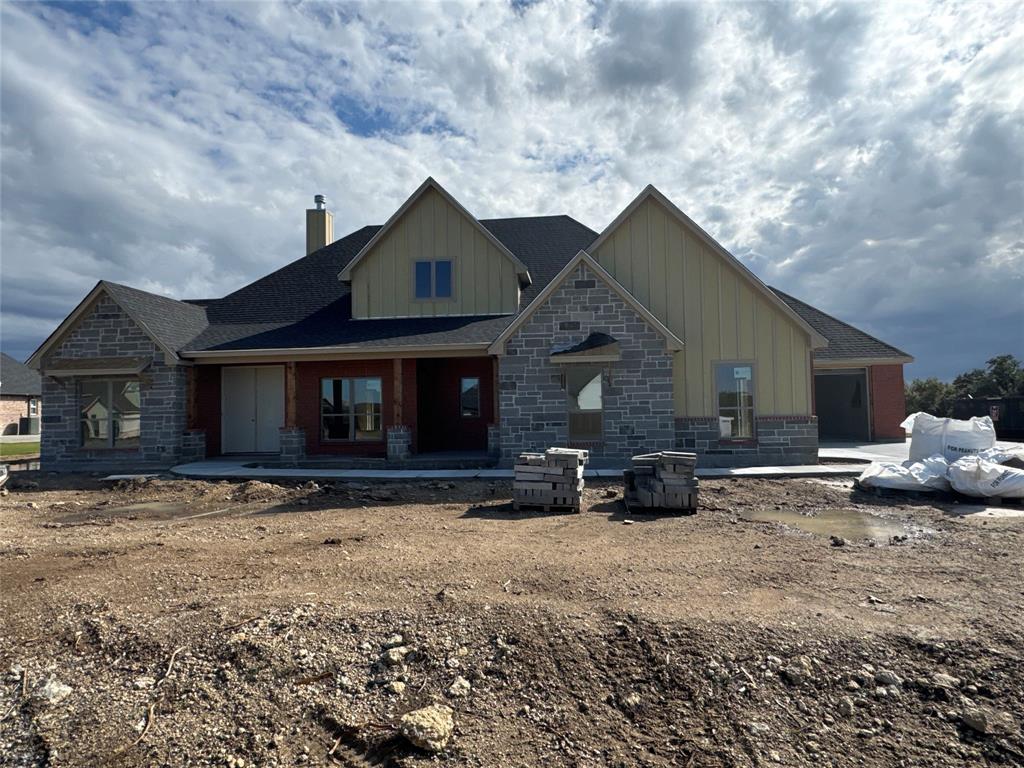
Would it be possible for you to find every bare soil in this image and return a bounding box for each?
[1,473,1022,767]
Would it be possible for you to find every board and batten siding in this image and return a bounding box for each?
[591,197,812,418]
[350,188,520,319]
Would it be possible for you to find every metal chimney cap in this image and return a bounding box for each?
[314,194,327,210]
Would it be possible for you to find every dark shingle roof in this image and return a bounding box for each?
[77,215,906,360]
[100,281,209,356]
[183,216,596,352]
[770,288,912,362]
[1,352,41,396]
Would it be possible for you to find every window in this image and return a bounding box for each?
[460,377,480,418]
[79,379,141,449]
[716,363,754,439]
[321,377,382,441]
[413,260,453,299]
[566,366,603,442]
[29,398,39,416]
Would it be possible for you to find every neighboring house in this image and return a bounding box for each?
[1,352,42,436]
[27,178,911,470]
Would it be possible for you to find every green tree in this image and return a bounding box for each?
[906,355,1024,416]
[905,377,955,417]
[951,355,1024,399]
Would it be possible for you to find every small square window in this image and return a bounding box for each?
[413,260,453,299]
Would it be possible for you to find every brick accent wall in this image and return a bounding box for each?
[295,360,394,457]
[1,395,38,436]
[675,415,818,467]
[498,263,675,464]
[870,364,907,440]
[40,295,188,470]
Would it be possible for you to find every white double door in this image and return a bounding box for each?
[221,366,285,453]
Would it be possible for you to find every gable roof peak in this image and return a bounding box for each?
[588,185,828,349]
[337,177,532,285]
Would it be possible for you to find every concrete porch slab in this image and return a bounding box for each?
[170,459,867,482]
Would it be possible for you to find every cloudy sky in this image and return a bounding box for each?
[1,0,1021,380]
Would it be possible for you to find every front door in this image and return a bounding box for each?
[221,366,285,453]
[416,358,493,453]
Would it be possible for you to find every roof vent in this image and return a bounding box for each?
[314,194,327,211]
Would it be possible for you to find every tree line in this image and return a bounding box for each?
[905,355,1024,417]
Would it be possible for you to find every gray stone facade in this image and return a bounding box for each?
[40,294,189,471]
[498,263,675,465]
[676,415,818,467]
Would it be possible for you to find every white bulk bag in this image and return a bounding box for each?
[947,456,1024,499]
[857,455,951,492]
[900,412,996,463]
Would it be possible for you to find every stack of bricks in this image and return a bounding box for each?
[624,451,699,512]
[513,448,589,511]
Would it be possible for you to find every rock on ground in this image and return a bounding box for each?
[400,704,455,753]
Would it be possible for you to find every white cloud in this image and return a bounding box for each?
[1,0,1022,379]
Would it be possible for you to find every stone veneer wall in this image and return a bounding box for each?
[40,295,189,470]
[676,415,818,467]
[498,263,675,465]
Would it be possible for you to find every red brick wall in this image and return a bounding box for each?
[870,364,907,440]
[296,360,394,456]
[193,366,222,456]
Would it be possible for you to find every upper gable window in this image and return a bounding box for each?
[414,260,453,300]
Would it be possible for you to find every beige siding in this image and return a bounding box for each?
[592,197,812,416]
[351,188,519,318]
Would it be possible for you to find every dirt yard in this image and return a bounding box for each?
[1,473,1022,767]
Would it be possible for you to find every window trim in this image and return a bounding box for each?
[29,398,39,416]
[411,258,456,302]
[319,376,384,443]
[78,378,142,451]
[459,376,481,419]
[713,360,757,443]
[564,364,605,445]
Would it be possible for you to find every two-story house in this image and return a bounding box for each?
[27,178,911,470]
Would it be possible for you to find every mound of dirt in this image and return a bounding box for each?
[233,480,290,503]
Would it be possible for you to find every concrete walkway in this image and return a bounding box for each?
[170,457,868,482]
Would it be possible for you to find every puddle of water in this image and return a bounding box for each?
[744,507,919,541]
[100,501,192,518]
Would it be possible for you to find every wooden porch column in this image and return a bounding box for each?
[393,358,404,425]
[285,361,297,427]
[186,366,199,429]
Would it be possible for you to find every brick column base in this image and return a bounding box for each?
[387,425,412,461]
[180,429,207,463]
[279,427,306,465]
[487,424,501,456]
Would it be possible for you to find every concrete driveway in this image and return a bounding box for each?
[820,438,1023,463]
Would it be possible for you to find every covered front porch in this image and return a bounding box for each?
[185,354,499,463]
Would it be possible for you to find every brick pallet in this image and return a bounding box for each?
[513,448,589,512]
[624,451,699,512]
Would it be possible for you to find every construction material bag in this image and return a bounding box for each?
[900,412,996,463]
[947,456,1024,498]
[857,455,950,492]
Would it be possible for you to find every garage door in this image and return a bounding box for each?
[814,370,870,441]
